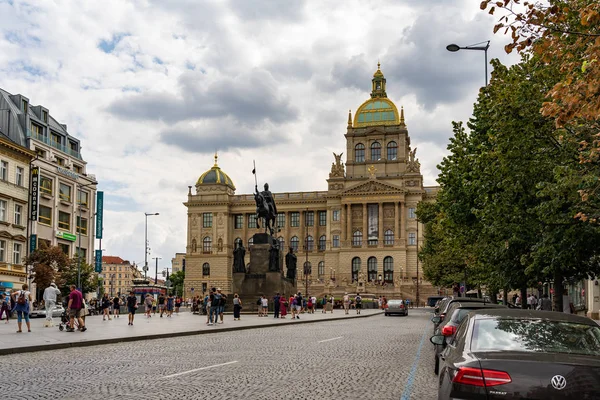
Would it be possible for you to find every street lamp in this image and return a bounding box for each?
[446,40,490,86]
[144,212,159,279]
[153,257,162,284]
[77,182,97,290]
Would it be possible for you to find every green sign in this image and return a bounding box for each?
[56,231,77,242]
[95,191,103,239]
[29,234,37,254]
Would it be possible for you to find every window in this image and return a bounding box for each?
[303,261,312,277]
[355,143,365,162]
[387,141,398,160]
[59,183,72,202]
[352,230,363,246]
[234,215,243,229]
[318,261,325,277]
[73,165,82,174]
[77,217,88,235]
[51,133,61,147]
[16,167,23,187]
[78,191,89,207]
[368,257,378,282]
[202,263,210,276]
[58,211,70,230]
[35,148,46,159]
[248,237,254,247]
[332,210,340,221]
[318,235,326,251]
[0,240,4,261]
[0,161,7,181]
[203,213,213,228]
[305,211,314,227]
[352,257,361,282]
[305,235,314,251]
[0,200,6,221]
[371,141,381,160]
[408,232,416,245]
[384,257,394,283]
[332,235,340,248]
[203,236,212,253]
[318,211,326,226]
[248,214,257,228]
[384,229,394,245]
[55,157,65,166]
[14,204,22,226]
[42,110,48,122]
[277,213,285,228]
[40,176,53,195]
[290,212,299,227]
[22,99,27,113]
[408,207,416,219]
[278,236,285,249]
[13,243,21,264]
[76,247,86,259]
[39,205,52,225]
[290,236,299,251]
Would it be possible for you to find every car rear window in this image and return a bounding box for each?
[388,300,403,305]
[451,308,477,323]
[471,318,600,356]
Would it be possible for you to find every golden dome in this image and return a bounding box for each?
[196,153,236,190]
[352,62,402,128]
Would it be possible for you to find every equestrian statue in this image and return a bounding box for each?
[252,161,278,236]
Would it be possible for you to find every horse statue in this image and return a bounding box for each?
[254,183,277,235]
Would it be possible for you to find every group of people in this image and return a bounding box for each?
[142,293,181,318]
[342,293,363,314]
[202,287,228,325]
[513,293,553,311]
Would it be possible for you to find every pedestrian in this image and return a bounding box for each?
[307,297,313,314]
[378,296,383,309]
[0,293,10,323]
[273,292,281,318]
[144,294,153,318]
[126,291,138,325]
[209,288,219,325]
[152,298,157,314]
[217,289,226,323]
[113,294,121,318]
[382,296,388,310]
[43,283,61,326]
[538,293,552,311]
[102,293,112,320]
[175,296,182,314]
[311,295,317,313]
[289,294,295,315]
[515,295,521,308]
[355,293,362,314]
[233,293,242,320]
[343,292,350,314]
[13,284,33,333]
[294,292,303,319]
[279,294,287,319]
[330,295,334,313]
[158,293,166,317]
[321,295,327,313]
[261,295,268,317]
[65,285,86,332]
[166,293,175,317]
[204,292,211,324]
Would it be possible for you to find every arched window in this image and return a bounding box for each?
[371,141,381,161]
[384,256,394,283]
[318,235,326,251]
[191,239,197,252]
[352,230,363,246]
[248,237,254,247]
[384,229,394,245]
[387,141,397,160]
[202,263,210,276]
[305,235,314,251]
[367,257,378,282]
[290,236,299,251]
[318,261,325,277]
[203,236,212,253]
[355,143,365,162]
[352,257,361,282]
[303,261,312,277]
[278,236,285,249]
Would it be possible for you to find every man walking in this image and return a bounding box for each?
[355,293,362,314]
[42,283,61,327]
[126,291,138,325]
[217,288,226,324]
[209,288,219,325]
[343,293,350,315]
[538,294,552,311]
[158,293,166,317]
[294,292,302,319]
[273,293,281,318]
[66,285,86,332]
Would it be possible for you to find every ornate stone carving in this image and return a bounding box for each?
[383,208,395,218]
[218,213,224,226]
[344,181,404,194]
[367,165,377,179]
[406,147,421,173]
[329,183,344,190]
[352,210,363,218]
[329,152,345,178]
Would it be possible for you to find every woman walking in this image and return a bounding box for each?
[13,284,32,333]
[144,294,153,318]
[175,296,181,314]
[102,294,112,321]
[126,291,137,326]
[166,294,174,317]
[279,294,287,319]
[0,294,10,323]
[233,294,242,320]
[112,295,121,318]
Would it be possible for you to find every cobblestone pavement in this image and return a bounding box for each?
[2,309,438,400]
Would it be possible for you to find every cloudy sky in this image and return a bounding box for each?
[0,0,517,270]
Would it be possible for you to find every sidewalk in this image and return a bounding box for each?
[0,309,383,355]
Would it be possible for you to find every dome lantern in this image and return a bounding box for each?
[196,152,236,191]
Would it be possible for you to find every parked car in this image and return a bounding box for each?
[433,297,492,332]
[30,305,65,318]
[427,296,445,307]
[385,299,408,316]
[432,309,600,400]
[431,302,507,374]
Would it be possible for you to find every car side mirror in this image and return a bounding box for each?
[431,316,441,324]
[430,335,445,345]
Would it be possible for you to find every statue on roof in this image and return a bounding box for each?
[407,147,421,173]
[329,152,345,178]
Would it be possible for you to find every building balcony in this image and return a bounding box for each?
[26,129,82,160]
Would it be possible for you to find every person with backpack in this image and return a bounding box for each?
[13,283,32,333]
[355,293,362,314]
[294,292,303,319]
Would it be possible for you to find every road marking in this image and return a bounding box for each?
[400,325,428,400]
[318,336,343,343]
[161,360,239,379]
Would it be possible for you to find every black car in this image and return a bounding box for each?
[427,296,445,307]
[431,302,507,375]
[432,309,600,400]
[433,297,490,332]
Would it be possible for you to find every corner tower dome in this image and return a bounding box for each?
[353,62,401,127]
[196,153,236,190]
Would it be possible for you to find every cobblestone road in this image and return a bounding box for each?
[1,309,437,400]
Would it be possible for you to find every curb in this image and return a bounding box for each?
[0,311,384,356]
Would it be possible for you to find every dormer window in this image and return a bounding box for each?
[42,111,48,123]
[22,100,28,113]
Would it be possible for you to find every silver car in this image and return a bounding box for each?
[30,305,65,318]
[385,299,408,316]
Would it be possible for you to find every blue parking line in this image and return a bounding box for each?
[400,324,428,400]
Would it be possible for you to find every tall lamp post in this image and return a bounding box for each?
[77,182,97,290]
[153,257,162,284]
[446,40,490,86]
[144,212,159,279]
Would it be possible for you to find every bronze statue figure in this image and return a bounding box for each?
[268,241,280,272]
[233,240,246,273]
[285,246,297,279]
[254,182,277,235]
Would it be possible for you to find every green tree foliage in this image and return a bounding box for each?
[58,259,98,297]
[169,270,185,297]
[25,245,70,292]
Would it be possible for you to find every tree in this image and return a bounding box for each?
[24,245,70,296]
[169,270,185,297]
[58,260,98,297]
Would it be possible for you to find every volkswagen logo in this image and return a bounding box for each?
[551,375,567,390]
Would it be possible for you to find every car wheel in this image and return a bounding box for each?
[434,353,439,375]
[59,325,64,331]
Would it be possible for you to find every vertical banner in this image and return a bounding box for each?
[367,204,378,241]
[95,249,102,273]
[29,234,37,254]
[95,191,103,239]
[30,166,39,220]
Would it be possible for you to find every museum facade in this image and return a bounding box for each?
[183,64,439,305]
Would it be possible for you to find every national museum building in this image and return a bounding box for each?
[183,65,439,304]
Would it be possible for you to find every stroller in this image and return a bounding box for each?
[58,309,82,331]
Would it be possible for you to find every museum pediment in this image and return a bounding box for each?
[342,180,405,195]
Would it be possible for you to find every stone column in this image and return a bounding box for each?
[378,202,384,246]
[400,202,405,240]
[346,204,352,245]
[394,202,399,245]
[341,204,347,242]
[362,203,367,247]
